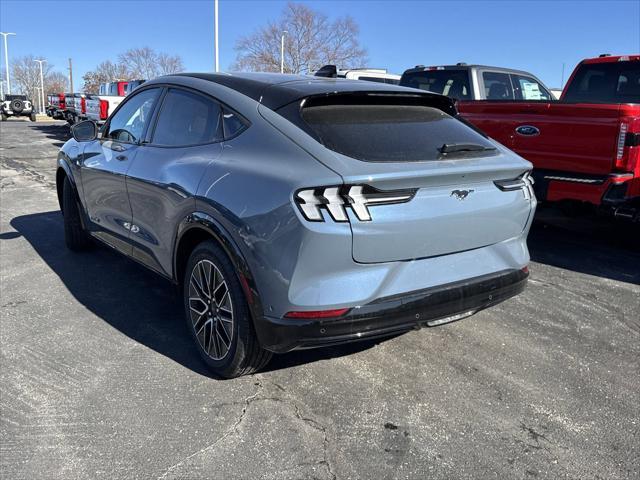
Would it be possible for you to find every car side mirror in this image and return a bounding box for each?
[71,120,98,142]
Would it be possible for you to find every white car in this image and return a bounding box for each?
[314,65,401,84]
[1,95,36,121]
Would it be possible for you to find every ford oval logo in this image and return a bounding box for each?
[515,125,540,136]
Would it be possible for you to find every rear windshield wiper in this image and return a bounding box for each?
[439,143,497,154]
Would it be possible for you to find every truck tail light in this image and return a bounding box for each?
[80,97,86,114]
[615,121,640,172]
[99,100,109,120]
[295,185,416,223]
[615,123,628,168]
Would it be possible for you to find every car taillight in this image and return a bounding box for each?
[494,171,536,200]
[99,100,109,120]
[295,185,416,222]
[80,97,86,114]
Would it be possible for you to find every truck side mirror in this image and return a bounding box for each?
[71,120,98,142]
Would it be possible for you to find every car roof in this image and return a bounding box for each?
[582,54,640,64]
[165,72,440,110]
[402,64,541,76]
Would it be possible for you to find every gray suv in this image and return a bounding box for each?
[57,73,536,378]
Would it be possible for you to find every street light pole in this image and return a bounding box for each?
[214,0,219,72]
[281,31,287,74]
[35,59,46,115]
[0,32,16,94]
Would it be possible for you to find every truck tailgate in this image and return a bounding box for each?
[459,102,627,176]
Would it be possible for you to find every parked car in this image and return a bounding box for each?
[400,55,640,221]
[84,81,129,124]
[124,79,146,95]
[315,65,401,84]
[47,93,66,119]
[400,63,554,101]
[63,93,86,124]
[57,72,535,377]
[1,94,36,121]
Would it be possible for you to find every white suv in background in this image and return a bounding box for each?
[1,95,36,121]
[314,65,400,84]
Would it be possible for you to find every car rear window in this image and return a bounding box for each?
[300,102,496,162]
[399,70,471,100]
[563,61,640,104]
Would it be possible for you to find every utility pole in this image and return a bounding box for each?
[35,59,46,114]
[68,58,73,93]
[281,31,287,74]
[560,63,566,90]
[0,32,16,94]
[34,87,41,113]
[214,0,219,72]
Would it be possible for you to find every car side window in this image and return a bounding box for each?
[482,72,514,100]
[222,108,248,140]
[105,88,160,143]
[511,74,552,101]
[152,89,223,146]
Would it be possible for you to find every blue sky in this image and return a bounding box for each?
[1,0,638,90]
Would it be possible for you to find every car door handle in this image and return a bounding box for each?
[116,155,127,161]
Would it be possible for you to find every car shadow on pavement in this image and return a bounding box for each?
[29,122,71,148]
[8,211,379,377]
[528,207,640,285]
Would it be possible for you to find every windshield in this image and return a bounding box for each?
[563,61,640,104]
[400,70,471,100]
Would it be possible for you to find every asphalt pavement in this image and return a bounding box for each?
[1,120,639,479]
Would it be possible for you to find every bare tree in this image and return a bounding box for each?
[45,71,68,95]
[157,52,184,76]
[234,2,368,73]
[11,55,53,99]
[82,48,184,93]
[118,47,184,79]
[82,60,129,93]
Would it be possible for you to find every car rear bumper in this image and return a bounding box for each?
[257,268,528,353]
[2,110,33,116]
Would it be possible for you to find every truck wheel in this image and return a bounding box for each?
[30,113,36,122]
[183,240,272,378]
[62,177,91,251]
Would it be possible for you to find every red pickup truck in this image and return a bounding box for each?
[400,55,640,221]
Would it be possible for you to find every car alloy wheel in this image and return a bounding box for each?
[188,259,234,361]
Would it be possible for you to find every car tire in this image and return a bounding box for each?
[62,177,91,251]
[183,240,272,378]
[30,113,36,122]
